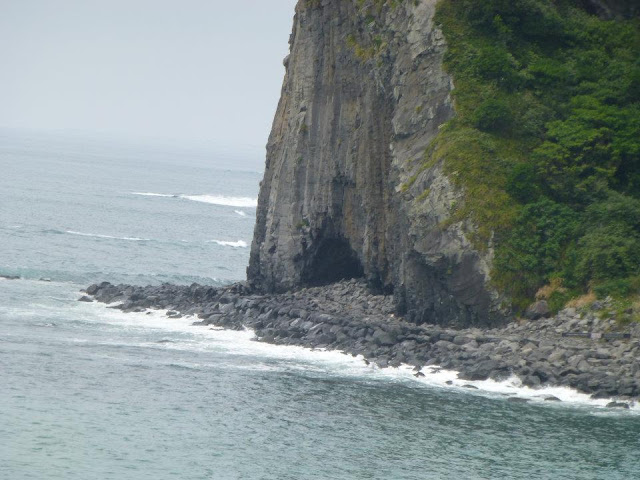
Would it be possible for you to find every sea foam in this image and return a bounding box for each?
[181,195,257,207]
[211,240,248,248]
[131,192,177,198]
[132,192,257,208]
[80,300,638,414]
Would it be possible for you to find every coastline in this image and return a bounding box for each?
[84,279,640,407]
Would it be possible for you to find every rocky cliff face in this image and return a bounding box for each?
[248,0,507,327]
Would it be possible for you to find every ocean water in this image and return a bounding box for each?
[2,131,640,480]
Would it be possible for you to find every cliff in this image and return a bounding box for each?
[248,0,506,327]
[248,0,640,328]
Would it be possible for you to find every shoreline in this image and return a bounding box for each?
[83,279,640,407]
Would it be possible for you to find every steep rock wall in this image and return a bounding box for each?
[248,0,507,327]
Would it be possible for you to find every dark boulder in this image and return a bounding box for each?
[372,329,396,346]
[606,401,630,409]
[525,301,551,320]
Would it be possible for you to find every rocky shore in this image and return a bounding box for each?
[83,280,640,406]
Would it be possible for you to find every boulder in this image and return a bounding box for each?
[372,329,396,346]
[606,401,630,409]
[525,300,551,320]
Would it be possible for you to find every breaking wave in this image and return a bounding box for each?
[131,192,177,198]
[181,195,257,207]
[132,192,257,208]
[211,240,248,248]
[79,302,639,414]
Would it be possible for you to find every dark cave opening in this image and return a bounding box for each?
[303,237,364,286]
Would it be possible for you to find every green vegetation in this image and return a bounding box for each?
[415,188,431,202]
[346,34,381,61]
[295,219,310,230]
[432,0,640,311]
[346,0,406,61]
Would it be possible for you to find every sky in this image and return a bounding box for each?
[0,0,297,155]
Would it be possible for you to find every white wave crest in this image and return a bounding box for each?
[132,192,257,208]
[65,230,148,241]
[234,210,248,217]
[181,195,257,207]
[212,240,248,248]
[131,192,177,198]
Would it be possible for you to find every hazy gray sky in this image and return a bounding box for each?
[0,0,296,154]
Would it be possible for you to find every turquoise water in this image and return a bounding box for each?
[2,131,640,479]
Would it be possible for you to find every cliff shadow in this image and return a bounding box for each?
[301,237,364,286]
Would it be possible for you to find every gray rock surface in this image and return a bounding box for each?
[248,0,506,327]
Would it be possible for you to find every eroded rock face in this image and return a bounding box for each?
[248,0,507,327]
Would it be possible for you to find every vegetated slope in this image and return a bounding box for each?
[431,0,640,314]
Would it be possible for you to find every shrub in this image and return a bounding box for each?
[585,191,640,229]
[472,97,513,133]
[457,0,563,39]
[505,162,540,203]
[548,289,574,313]
[593,276,640,299]
[474,46,520,89]
[493,198,579,300]
[573,227,640,283]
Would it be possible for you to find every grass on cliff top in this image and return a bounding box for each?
[431,0,640,312]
